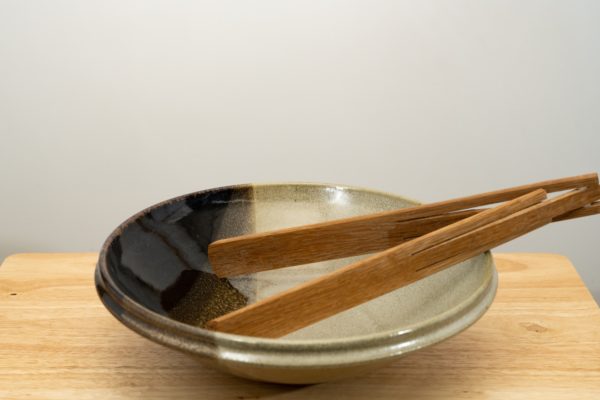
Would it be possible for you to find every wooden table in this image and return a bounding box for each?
[1,253,599,399]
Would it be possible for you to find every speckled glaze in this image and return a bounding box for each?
[95,183,497,384]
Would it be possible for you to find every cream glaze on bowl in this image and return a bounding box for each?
[96,183,497,384]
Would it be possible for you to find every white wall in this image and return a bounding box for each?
[1,1,599,300]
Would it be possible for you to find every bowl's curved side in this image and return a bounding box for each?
[213,256,498,384]
[97,242,497,384]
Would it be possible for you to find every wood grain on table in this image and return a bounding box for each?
[1,253,599,399]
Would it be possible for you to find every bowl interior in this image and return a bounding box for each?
[105,183,492,341]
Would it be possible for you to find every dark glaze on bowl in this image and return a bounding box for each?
[103,186,254,325]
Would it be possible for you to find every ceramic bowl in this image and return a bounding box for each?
[95,183,497,384]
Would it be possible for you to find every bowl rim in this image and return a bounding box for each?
[96,182,496,361]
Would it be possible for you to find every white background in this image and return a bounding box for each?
[1,1,599,300]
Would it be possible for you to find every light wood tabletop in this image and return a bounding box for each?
[1,253,599,399]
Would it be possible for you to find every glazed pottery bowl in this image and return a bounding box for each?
[95,183,497,384]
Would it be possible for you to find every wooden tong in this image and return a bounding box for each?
[206,174,600,337]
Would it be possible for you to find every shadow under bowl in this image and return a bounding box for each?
[95,183,497,384]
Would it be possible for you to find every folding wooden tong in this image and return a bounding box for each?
[206,173,600,337]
